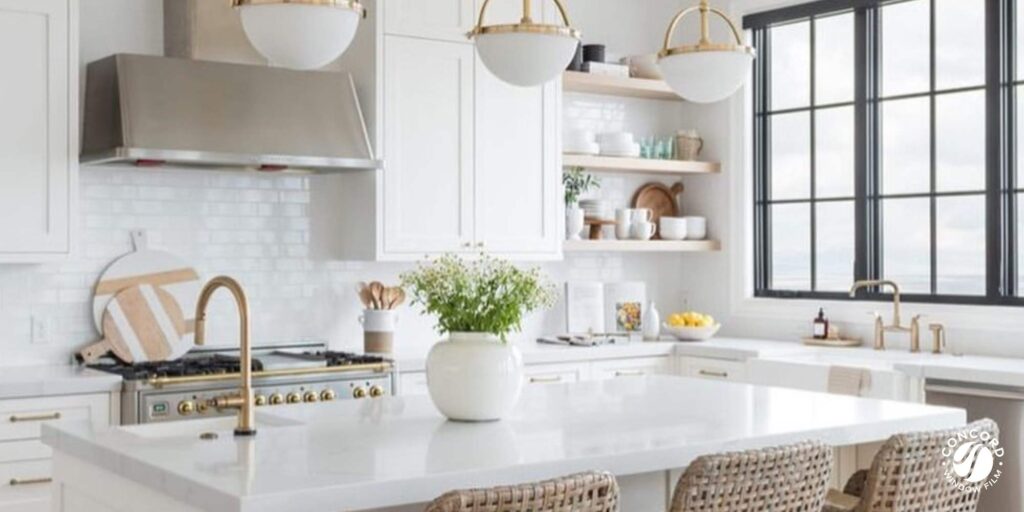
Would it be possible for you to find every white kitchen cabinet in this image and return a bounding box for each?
[382,36,475,255]
[0,393,114,512]
[679,357,747,382]
[524,363,586,385]
[383,0,476,42]
[474,59,561,257]
[591,357,673,380]
[0,0,76,262]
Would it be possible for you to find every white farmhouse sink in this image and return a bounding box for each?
[120,413,302,439]
[747,348,921,401]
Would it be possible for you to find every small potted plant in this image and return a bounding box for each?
[401,254,556,421]
[562,167,599,240]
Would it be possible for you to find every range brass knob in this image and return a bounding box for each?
[369,385,385,398]
[177,401,195,416]
[303,391,319,403]
[254,395,268,406]
[196,401,209,414]
[320,389,337,401]
[269,393,285,405]
[286,392,302,404]
[352,387,367,399]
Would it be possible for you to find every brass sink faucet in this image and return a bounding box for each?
[195,276,256,437]
[849,280,921,352]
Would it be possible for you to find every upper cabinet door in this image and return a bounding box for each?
[382,36,475,255]
[0,0,74,261]
[474,59,561,258]
[383,0,476,42]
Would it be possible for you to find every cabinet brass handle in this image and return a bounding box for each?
[698,370,728,378]
[614,370,645,377]
[9,412,61,423]
[9,477,52,486]
[529,376,563,383]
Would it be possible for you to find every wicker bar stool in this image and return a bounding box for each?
[669,441,833,512]
[425,471,619,512]
[824,418,999,512]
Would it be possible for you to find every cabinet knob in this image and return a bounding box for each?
[476,242,485,248]
[286,392,302,404]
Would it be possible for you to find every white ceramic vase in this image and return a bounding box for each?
[426,332,524,422]
[566,205,585,240]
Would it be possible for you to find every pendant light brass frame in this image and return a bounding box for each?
[468,0,580,39]
[231,0,365,18]
[658,0,755,58]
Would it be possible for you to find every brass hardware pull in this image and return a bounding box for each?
[614,370,645,377]
[529,376,563,384]
[698,369,728,378]
[9,412,61,423]
[9,477,52,486]
[147,362,392,388]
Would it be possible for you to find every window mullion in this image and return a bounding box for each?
[991,0,1014,298]
[810,19,819,291]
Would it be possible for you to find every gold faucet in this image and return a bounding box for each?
[195,276,256,437]
[849,280,921,352]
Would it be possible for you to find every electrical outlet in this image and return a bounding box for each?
[31,315,53,345]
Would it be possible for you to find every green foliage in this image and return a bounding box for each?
[562,167,600,206]
[400,254,557,342]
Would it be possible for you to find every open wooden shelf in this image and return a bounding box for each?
[563,71,681,101]
[563,239,720,253]
[563,154,720,175]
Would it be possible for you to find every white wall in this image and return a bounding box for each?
[0,0,700,366]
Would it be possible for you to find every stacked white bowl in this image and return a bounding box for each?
[578,199,611,220]
[598,132,640,158]
[564,130,600,155]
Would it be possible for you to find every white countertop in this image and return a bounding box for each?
[43,376,965,512]
[395,340,678,372]
[0,365,122,399]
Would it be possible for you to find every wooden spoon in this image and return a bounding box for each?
[368,281,385,310]
[391,288,406,309]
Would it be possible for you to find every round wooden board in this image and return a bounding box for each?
[102,285,189,363]
[631,182,684,238]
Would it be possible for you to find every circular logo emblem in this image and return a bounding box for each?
[943,426,1004,493]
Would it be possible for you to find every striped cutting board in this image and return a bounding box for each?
[79,284,190,364]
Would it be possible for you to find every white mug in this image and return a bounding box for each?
[630,221,656,241]
[682,216,707,240]
[631,208,653,223]
[615,209,634,240]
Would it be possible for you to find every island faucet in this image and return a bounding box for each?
[849,280,921,352]
[195,276,256,437]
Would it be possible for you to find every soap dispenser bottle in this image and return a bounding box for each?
[813,308,829,340]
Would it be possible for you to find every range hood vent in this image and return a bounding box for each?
[81,54,381,173]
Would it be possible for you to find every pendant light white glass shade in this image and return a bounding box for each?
[657,0,756,103]
[469,0,580,87]
[236,2,362,70]
[475,30,580,87]
[659,50,754,104]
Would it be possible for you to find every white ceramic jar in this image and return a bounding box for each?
[426,332,524,422]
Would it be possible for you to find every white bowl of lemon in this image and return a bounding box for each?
[663,311,720,342]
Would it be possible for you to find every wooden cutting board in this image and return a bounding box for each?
[79,285,190,363]
[93,249,201,346]
[632,182,684,239]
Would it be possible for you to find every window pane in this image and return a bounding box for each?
[815,13,854,105]
[816,106,854,198]
[771,203,811,290]
[936,195,985,295]
[881,0,930,97]
[882,98,931,195]
[1018,86,1024,187]
[771,21,810,110]
[935,0,985,90]
[816,201,855,291]
[1019,193,1023,295]
[883,198,931,293]
[771,112,811,200]
[936,91,986,192]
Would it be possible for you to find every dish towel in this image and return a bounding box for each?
[827,365,872,396]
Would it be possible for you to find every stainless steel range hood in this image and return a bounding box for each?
[81,54,381,173]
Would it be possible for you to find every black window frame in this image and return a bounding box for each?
[746,0,1024,307]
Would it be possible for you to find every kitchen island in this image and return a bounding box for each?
[42,376,965,512]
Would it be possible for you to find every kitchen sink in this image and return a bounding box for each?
[120,413,302,439]
[747,348,921,401]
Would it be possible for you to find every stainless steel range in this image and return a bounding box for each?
[87,343,396,424]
